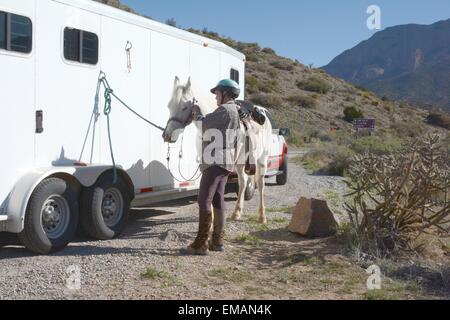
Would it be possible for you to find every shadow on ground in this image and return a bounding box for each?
[0,197,199,259]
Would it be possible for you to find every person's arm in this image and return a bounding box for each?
[192,106,228,131]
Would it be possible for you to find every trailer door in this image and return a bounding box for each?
[0,1,35,209]
[34,0,101,168]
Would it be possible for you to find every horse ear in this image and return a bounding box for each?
[184,77,192,93]
[173,76,180,90]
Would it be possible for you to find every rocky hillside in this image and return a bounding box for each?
[193,30,446,145]
[323,19,450,112]
[92,0,446,146]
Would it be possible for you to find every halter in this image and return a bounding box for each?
[164,97,202,183]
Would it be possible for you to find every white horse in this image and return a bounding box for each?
[162,77,272,224]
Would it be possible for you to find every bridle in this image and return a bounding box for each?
[164,97,202,182]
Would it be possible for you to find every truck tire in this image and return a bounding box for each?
[276,156,288,186]
[236,176,255,201]
[18,178,79,254]
[80,172,132,240]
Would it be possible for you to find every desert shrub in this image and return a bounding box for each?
[246,75,258,88]
[262,47,276,55]
[296,76,331,94]
[267,67,278,78]
[287,94,317,109]
[270,59,294,71]
[350,135,403,156]
[286,129,303,147]
[371,100,380,107]
[390,120,425,139]
[427,112,450,130]
[258,80,278,93]
[323,145,355,176]
[246,53,259,62]
[344,135,450,257]
[343,106,364,123]
[250,93,283,108]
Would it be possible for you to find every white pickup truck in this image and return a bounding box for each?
[227,101,289,200]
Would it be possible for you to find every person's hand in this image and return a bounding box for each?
[191,104,201,116]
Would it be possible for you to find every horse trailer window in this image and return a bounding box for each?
[0,12,5,50]
[64,27,98,65]
[10,14,32,53]
[0,11,32,54]
[230,68,240,84]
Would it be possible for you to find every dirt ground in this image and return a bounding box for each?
[0,151,449,300]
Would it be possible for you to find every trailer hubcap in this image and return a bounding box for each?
[41,195,70,239]
[102,188,123,227]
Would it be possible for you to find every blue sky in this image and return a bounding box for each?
[121,0,450,67]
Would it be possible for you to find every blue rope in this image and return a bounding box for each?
[97,73,165,184]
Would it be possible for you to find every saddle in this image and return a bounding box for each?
[236,103,266,176]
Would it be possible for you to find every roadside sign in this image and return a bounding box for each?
[353,119,376,132]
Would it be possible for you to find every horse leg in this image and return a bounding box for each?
[231,164,247,221]
[255,165,267,224]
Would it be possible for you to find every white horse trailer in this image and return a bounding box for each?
[0,0,245,253]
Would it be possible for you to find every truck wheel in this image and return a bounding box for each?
[18,178,79,254]
[276,157,288,186]
[236,176,255,201]
[80,173,132,240]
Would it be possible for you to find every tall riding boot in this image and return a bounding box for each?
[209,209,226,252]
[180,211,212,256]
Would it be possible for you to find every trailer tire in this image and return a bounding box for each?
[276,156,288,186]
[18,178,79,254]
[80,173,132,240]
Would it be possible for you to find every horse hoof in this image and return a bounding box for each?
[231,213,242,221]
[259,217,267,224]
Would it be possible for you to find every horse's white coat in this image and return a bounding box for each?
[164,78,272,223]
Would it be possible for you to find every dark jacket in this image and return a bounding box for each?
[196,101,240,172]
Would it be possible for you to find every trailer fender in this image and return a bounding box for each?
[4,166,133,233]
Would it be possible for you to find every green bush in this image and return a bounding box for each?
[296,77,331,94]
[257,80,278,93]
[246,75,258,88]
[390,120,425,139]
[270,59,294,71]
[250,94,283,108]
[287,94,317,109]
[350,135,403,156]
[262,47,276,55]
[343,106,364,123]
[246,53,259,62]
[323,145,355,176]
[427,112,450,130]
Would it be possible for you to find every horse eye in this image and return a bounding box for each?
[181,106,188,111]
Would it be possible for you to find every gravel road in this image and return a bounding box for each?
[0,150,349,300]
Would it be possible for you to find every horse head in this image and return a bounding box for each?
[162,76,196,143]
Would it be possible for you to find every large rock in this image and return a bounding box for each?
[288,198,339,238]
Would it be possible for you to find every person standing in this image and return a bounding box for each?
[181,79,241,256]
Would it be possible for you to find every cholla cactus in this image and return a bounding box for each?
[345,135,449,256]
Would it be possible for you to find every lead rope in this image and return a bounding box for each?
[82,71,201,184]
[165,134,202,183]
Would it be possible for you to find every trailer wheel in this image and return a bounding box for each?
[18,178,79,254]
[276,156,288,186]
[80,173,132,240]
